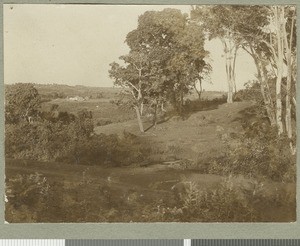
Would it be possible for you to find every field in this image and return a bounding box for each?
[5,85,296,222]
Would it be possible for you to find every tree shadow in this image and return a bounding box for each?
[144,115,173,132]
[144,98,227,131]
[181,97,227,120]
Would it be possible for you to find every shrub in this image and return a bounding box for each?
[234,80,263,102]
[177,177,259,222]
[202,106,296,182]
[60,131,152,167]
[159,176,295,222]
[183,96,227,114]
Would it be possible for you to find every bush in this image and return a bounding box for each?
[5,172,67,223]
[234,80,263,102]
[183,96,227,114]
[201,106,296,182]
[179,177,259,222]
[156,176,295,222]
[61,131,151,167]
[5,109,94,162]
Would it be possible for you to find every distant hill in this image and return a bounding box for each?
[5,83,226,101]
[5,83,122,100]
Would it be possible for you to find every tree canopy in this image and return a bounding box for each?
[5,83,41,124]
[109,8,209,131]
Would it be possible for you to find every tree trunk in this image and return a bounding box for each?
[275,6,284,135]
[140,102,144,116]
[161,101,166,113]
[232,46,238,95]
[153,99,158,127]
[248,46,276,126]
[134,106,144,133]
[193,78,203,100]
[285,48,292,139]
[180,83,184,116]
[260,64,276,126]
[283,7,294,140]
[226,54,234,103]
[227,80,233,103]
[222,38,236,104]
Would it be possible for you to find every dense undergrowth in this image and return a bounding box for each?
[5,170,295,222]
[199,109,296,183]
[5,115,154,167]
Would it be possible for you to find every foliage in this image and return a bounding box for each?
[109,8,209,122]
[183,96,227,115]
[234,80,263,102]
[6,170,295,222]
[61,131,153,167]
[5,172,67,223]
[202,106,296,182]
[156,176,295,222]
[4,83,152,167]
[5,83,41,124]
[5,172,51,222]
[5,108,94,162]
[178,178,259,222]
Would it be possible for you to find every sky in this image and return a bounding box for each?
[4,4,257,91]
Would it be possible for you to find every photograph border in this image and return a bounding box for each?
[0,0,299,239]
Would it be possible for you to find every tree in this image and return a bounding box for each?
[193,5,296,143]
[125,8,189,118]
[5,83,41,124]
[191,5,241,103]
[109,51,149,132]
[114,9,209,125]
[280,6,296,140]
[192,60,211,100]
[109,9,209,130]
[233,5,296,141]
[215,6,277,126]
[167,21,209,113]
[265,6,296,152]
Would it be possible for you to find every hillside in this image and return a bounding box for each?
[95,101,253,163]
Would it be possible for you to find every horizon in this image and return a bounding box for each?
[4,82,228,93]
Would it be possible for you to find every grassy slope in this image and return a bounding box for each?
[95,101,252,162]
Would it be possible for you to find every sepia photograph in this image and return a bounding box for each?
[3,4,297,223]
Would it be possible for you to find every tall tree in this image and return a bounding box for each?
[195,5,296,141]
[110,8,209,129]
[223,5,277,126]
[191,5,240,103]
[243,6,296,137]
[126,8,188,116]
[281,6,296,141]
